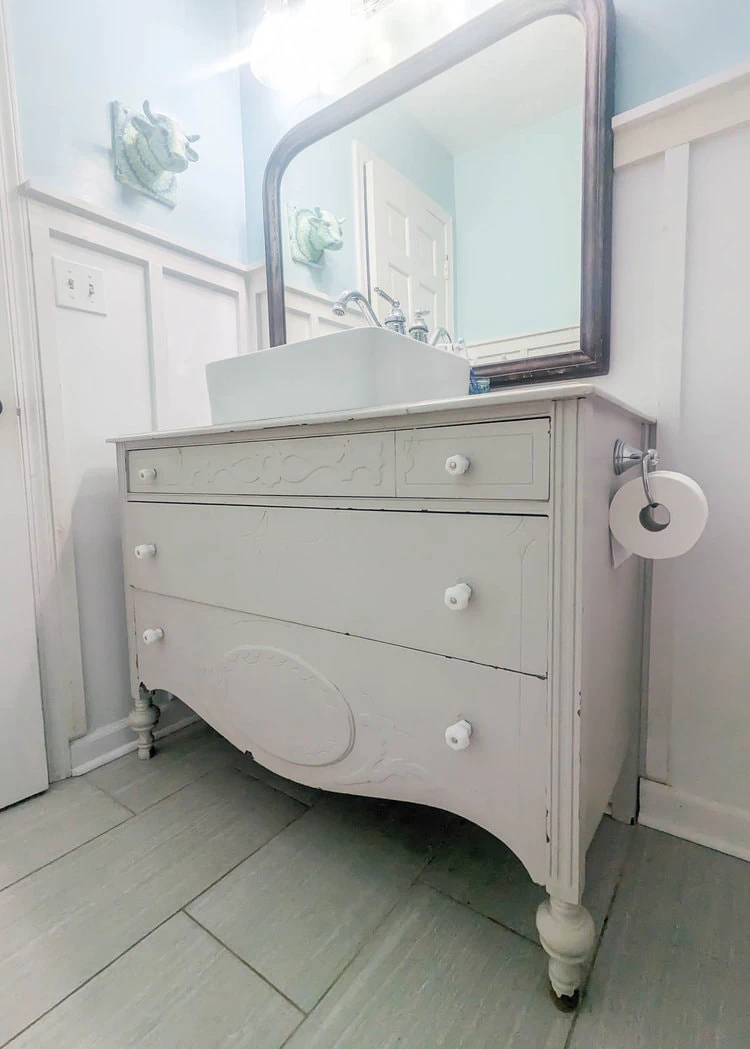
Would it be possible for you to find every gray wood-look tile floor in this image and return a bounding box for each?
[1,724,747,1048]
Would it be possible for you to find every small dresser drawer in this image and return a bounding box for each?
[395,419,550,500]
[124,501,548,674]
[132,589,547,883]
[127,432,396,498]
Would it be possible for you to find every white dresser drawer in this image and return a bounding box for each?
[395,419,550,500]
[124,502,548,675]
[127,431,396,498]
[132,589,547,883]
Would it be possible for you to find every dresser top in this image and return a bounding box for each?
[109,381,653,444]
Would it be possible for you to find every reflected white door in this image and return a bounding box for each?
[355,142,454,332]
[0,209,48,810]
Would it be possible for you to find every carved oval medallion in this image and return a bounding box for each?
[215,646,354,766]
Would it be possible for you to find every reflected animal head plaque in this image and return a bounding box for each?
[288,204,346,268]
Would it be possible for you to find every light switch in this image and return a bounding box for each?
[52,257,107,315]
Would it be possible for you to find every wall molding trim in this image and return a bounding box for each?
[467,325,580,366]
[21,182,255,276]
[613,61,750,169]
[639,778,750,863]
[70,708,200,777]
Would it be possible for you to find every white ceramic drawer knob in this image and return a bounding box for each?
[445,454,470,476]
[134,543,157,559]
[444,582,472,611]
[137,467,157,482]
[445,719,472,751]
[142,628,164,645]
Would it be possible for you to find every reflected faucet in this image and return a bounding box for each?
[429,326,453,346]
[331,290,382,328]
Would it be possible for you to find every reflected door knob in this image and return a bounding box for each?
[142,628,164,645]
[445,719,472,751]
[137,467,157,481]
[445,454,470,476]
[444,582,472,611]
[134,544,157,559]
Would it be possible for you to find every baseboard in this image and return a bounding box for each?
[70,702,200,777]
[639,778,750,862]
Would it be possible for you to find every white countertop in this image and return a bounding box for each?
[109,381,654,444]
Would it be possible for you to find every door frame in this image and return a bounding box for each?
[351,140,455,332]
[0,0,86,780]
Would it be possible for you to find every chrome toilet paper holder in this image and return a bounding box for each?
[613,440,660,507]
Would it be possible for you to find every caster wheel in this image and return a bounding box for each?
[548,983,580,1012]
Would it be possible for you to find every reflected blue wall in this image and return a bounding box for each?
[454,106,583,344]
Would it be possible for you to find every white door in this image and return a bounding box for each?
[355,143,454,333]
[0,196,48,811]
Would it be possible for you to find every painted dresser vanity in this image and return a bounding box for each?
[112,382,648,1004]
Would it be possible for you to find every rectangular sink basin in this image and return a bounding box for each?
[206,327,471,425]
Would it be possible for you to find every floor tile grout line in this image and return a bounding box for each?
[82,779,138,817]
[86,747,315,819]
[418,879,545,949]
[0,808,135,897]
[1,761,257,897]
[275,888,414,1048]
[0,909,180,1049]
[0,791,311,1047]
[183,911,307,1018]
[279,848,447,1028]
[107,758,239,816]
[560,837,635,1049]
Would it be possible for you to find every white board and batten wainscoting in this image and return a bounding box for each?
[19,183,371,779]
[15,59,750,868]
[601,60,750,862]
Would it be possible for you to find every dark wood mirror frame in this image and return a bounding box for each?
[262,0,614,387]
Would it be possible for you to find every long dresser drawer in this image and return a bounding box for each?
[395,419,550,500]
[127,431,396,498]
[132,589,547,883]
[124,501,548,675]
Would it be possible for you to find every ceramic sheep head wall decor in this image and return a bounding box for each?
[288,203,345,268]
[111,100,200,207]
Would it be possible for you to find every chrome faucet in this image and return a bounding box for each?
[331,290,381,328]
[373,287,407,335]
[429,326,454,346]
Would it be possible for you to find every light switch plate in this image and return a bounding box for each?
[52,257,107,315]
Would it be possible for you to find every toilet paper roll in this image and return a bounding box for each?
[609,470,708,560]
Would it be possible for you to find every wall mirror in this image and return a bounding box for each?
[263,0,614,386]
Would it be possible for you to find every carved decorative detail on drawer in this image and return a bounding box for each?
[127,433,396,497]
[209,645,355,767]
[338,712,428,787]
[190,439,389,490]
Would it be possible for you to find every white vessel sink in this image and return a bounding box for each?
[206,327,471,425]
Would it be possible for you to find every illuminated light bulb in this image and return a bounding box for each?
[248,0,368,98]
[249,2,319,94]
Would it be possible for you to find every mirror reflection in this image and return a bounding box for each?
[280,14,584,366]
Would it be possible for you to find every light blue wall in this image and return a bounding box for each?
[613,0,750,112]
[9,0,248,261]
[454,106,582,344]
[280,107,456,299]
[10,0,750,271]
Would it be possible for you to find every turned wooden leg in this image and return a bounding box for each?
[536,896,595,1009]
[128,684,160,760]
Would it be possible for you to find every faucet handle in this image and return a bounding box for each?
[374,286,399,307]
[374,287,406,335]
